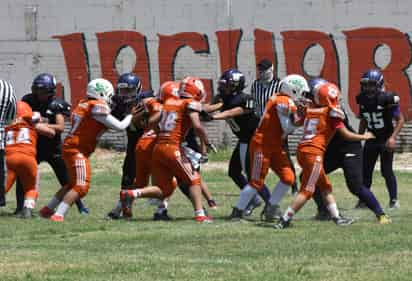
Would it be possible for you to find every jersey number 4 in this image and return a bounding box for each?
[362,112,384,129]
[6,128,31,145]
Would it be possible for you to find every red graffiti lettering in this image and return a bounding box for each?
[282,30,339,86]
[343,27,412,119]
[96,31,151,90]
[254,28,277,76]
[157,32,212,101]
[216,29,243,73]
[53,33,89,107]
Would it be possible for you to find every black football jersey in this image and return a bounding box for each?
[327,103,361,153]
[22,94,70,156]
[356,91,400,141]
[214,92,259,143]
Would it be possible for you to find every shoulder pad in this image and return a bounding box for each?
[329,107,345,120]
[48,99,72,116]
[379,92,400,106]
[91,102,110,115]
[187,100,202,112]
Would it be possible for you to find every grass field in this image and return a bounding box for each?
[0,149,411,281]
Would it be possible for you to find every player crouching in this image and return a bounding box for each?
[5,101,55,218]
[39,78,134,222]
[274,82,375,229]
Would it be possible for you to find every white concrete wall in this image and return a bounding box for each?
[1,0,412,149]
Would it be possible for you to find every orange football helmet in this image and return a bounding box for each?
[313,82,340,108]
[158,81,180,102]
[179,76,206,102]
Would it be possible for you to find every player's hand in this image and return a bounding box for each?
[363,132,375,140]
[386,136,396,151]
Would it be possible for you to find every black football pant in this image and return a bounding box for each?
[363,139,397,201]
[313,145,384,216]
[121,133,140,189]
[15,153,86,211]
[229,141,250,189]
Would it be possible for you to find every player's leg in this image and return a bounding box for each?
[275,152,323,228]
[228,142,248,190]
[15,155,38,218]
[231,144,270,219]
[107,144,139,219]
[342,147,387,221]
[356,140,380,208]
[313,149,341,220]
[379,145,398,208]
[264,150,296,221]
[50,154,92,222]
[47,155,88,214]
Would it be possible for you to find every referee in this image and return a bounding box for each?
[251,59,280,118]
[250,59,298,195]
[0,79,17,207]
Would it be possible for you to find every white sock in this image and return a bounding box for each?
[195,209,205,217]
[282,206,295,221]
[47,197,60,210]
[269,181,290,206]
[24,199,36,209]
[236,185,258,210]
[111,200,122,215]
[327,203,340,219]
[55,202,70,217]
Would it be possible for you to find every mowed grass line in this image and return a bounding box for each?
[0,152,411,281]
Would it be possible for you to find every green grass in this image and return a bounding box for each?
[0,151,411,281]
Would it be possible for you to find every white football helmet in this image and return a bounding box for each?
[87,78,114,105]
[279,74,310,101]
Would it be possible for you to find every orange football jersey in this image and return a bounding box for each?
[156,98,201,145]
[298,105,344,154]
[63,99,109,156]
[5,120,37,157]
[254,94,297,149]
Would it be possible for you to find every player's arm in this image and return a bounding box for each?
[337,125,375,141]
[35,123,55,138]
[211,106,245,120]
[92,103,132,130]
[387,105,404,150]
[202,102,223,113]
[45,113,65,134]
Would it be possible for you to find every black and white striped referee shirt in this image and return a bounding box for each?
[0,80,17,150]
[251,78,281,119]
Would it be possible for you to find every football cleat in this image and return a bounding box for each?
[17,207,33,219]
[389,199,400,210]
[244,196,262,217]
[50,214,64,222]
[153,210,173,221]
[207,199,217,210]
[273,217,291,229]
[228,207,243,221]
[106,211,121,220]
[333,216,355,226]
[39,206,54,218]
[377,214,392,224]
[75,200,89,215]
[261,204,282,222]
[195,215,213,223]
